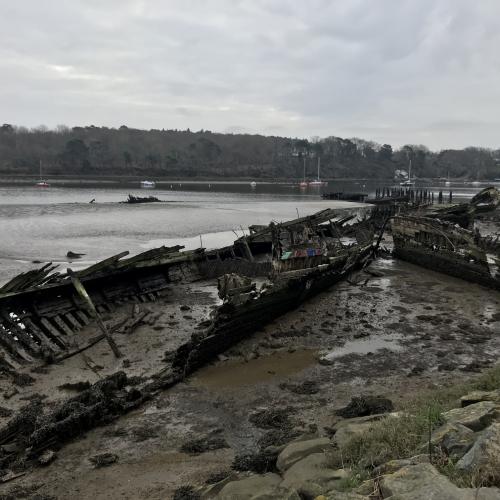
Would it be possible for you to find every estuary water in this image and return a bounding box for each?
[0,180,492,284]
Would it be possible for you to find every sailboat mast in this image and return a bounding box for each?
[303,157,306,182]
[317,157,320,180]
[39,160,42,180]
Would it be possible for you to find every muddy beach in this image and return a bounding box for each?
[3,251,498,500]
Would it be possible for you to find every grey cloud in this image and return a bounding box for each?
[1,0,499,149]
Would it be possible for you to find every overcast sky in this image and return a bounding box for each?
[1,0,499,149]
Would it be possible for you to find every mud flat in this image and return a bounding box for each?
[2,251,498,499]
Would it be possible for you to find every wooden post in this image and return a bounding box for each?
[67,268,122,358]
[242,237,254,262]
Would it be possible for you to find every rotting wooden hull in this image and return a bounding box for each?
[173,243,375,374]
[391,216,500,291]
[392,244,500,291]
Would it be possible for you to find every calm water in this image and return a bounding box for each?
[0,180,493,284]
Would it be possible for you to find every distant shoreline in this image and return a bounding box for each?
[0,175,497,187]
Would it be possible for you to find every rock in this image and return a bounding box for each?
[374,454,429,475]
[456,422,500,472]
[442,401,498,431]
[429,422,475,459]
[201,472,240,498]
[380,463,470,500]
[38,449,56,465]
[281,453,349,498]
[460,390,500,407]
[218,473,299,499]
[332,414,385,448]
[277,437,333,473]
[335,396,393,418]
[353,479,376,496]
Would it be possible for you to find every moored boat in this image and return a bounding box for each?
[140,180,156,188]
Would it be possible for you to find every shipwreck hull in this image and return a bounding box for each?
[391,216,499,291]
[173,243,374,374]
[392,243,499,291]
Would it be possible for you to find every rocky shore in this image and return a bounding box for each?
[180,384,500,499]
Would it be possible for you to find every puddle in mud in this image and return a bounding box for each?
[321,334,404,361]
[189,349,317,389]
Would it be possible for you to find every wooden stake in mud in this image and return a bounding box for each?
[67,268,122,358]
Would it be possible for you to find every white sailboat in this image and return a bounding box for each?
[445,171,451,186]
[299,157,308,187]
[400,160,415,187]
[35,160,50,187]
[308,157,327,186]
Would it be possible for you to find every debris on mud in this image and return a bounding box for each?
[89,453,118,468]
[279,379,320,395]
[249,407,294,430]
[38,450,56,466]
[335,395,394,418]
[180,432,229,455]
[205,470,231,484]
[232,448,278,474]
[58,381,91,392]
[172,485,201,500]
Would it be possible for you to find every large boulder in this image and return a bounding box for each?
[218,473,300,499]
[277,437,333,473]
[460,390,500,407]
[429,422,476,459]
[442,401,497,431]
[379,462,500,500]
[280,452,349,498]
[332,414,384,448]
[379,462,497,500]
[456,422,500,472]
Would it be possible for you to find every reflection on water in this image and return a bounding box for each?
[320,334,404,361]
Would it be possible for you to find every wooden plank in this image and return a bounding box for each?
[75,251,129,279]
[74,310,90,325]
[63,312,82,330]
[0,324,33,362]
[39,317,67,349]
[22,317,61,353]
[0,313,40,356]
[117,245,184,269]
[67,269,122,358]
[52,315,74,337]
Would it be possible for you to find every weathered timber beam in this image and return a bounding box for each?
[74,251,129,279]
[67,269,122,358]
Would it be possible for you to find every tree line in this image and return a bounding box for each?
[0,123,499,180]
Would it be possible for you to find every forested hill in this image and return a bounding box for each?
[1,123,499,180]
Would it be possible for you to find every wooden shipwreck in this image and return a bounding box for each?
[0,207,383,470]
[391,215,500,290]
[0,208,378,366]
